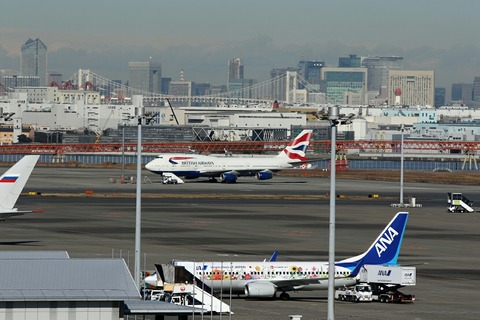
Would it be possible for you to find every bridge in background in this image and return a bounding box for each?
[70,69,317,106]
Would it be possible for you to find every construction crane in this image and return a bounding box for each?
[166,98,179,125]
[95,110,114,143]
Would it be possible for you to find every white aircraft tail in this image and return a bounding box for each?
[0,155,40,212]
[275,130,313,162]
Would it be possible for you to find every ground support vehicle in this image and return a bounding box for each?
[447,192,476,213]
[370,283,415,303]
[359,264,416,303]
[335,284,372,302]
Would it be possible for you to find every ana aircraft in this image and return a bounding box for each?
[144,130,313,183]
[0,155,40,220]
[145,212,408,300]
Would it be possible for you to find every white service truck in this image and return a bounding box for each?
[359,265,416,303]
[335,283,372,302]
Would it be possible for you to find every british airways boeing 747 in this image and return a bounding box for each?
[145,130,313,183]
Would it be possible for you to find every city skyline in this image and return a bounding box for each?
[1,0,480,95]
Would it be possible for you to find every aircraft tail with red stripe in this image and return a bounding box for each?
[276,130,313,162]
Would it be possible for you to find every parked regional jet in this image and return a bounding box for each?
[144,130,313,183]
[145,212,408,299]
[0,155,40,220]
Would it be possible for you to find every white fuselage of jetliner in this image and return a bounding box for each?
[145,129,314,182]
[174,260,356,294]
[146,154,294,178]
[144,212,409,299]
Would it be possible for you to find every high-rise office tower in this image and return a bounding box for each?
[338,54,361,68]
[388,70,435,107]
[473,77,480,103]
[451,83,473,104]
[362,56,403,93]
[434,87,446,108]
[321,67,368,104]
[228,58,244,81]
[297,60,324,89]
[21,38,47,86]
[168,69,193,107]
[227,58,244,98]
[48,73,62,86]
[128,60,161,95]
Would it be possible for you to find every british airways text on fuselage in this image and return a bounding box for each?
[174,161,215,166]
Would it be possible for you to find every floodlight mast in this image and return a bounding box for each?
[327,105,339,320]
[134,103,144,290]
[400,123,405,205]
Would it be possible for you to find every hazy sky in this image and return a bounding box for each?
[1,0,480,93]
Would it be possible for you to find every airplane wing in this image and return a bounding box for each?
[0,211,24,220]
[268,274,354,288]
[288,157,324,166]
[0,210,44,221]
[240,268,357,294]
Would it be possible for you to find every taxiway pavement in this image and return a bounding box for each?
[2,166,480,319]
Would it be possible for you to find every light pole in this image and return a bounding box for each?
[323,105,355,319]
[327,105,339,320]
[133,100,157,290]
[400,124,405,206]
[134,105,143,289]
[121,124,125,183]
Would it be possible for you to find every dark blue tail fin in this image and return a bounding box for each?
[269,251,278,262]
[337,212,409,275]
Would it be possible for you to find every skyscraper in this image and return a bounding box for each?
[473,77,480,103]
[338,54,361,68]
[168,69,193,107]
[128,60,161,95]
[388,70,435,107]
[297,60,324,89]
[434,87,446,108]
[21,38,47,86]
[362,56,403,93]
[451,83,473,104]
[228,58,244,81]
[321,67,368,104]
[227,58,244,98]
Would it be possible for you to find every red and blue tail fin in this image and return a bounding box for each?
[277,130,313,162]
[337,212,409,276]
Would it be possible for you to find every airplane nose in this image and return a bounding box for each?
[145,162,153,170]
[144,273,158,287]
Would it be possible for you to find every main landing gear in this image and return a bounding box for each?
[279,292,290,300]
